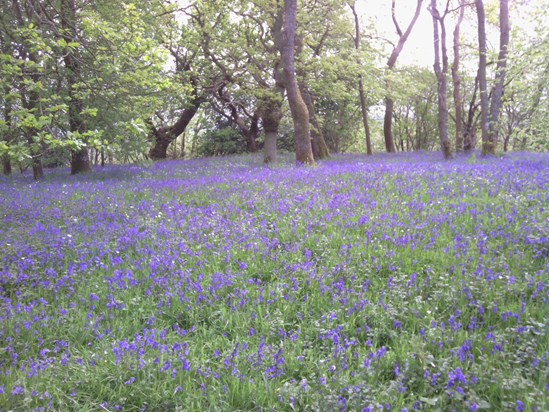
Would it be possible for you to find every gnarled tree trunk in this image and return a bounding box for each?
[280,0,314,165]
[299,82,329,160]
[149,100,201,160]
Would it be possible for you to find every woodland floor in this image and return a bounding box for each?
[0,151,548,411]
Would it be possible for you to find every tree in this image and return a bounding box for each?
[486,0,509,154]
[429,0,453,159]
[476,0,490,154]
[383,0,424,153]
[0,37,14,175]
[60,0,92,174]
[349,1,372,155]
[498,0,548,151]
[280,0,314,165]
[148,71,203,160]
[8,0,47,180]
[451,0,465,152]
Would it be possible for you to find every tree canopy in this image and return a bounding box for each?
[0,0,546,178]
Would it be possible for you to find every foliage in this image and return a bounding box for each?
[1,0,547,175]
[0,0,168,171]
[197,126,247,157]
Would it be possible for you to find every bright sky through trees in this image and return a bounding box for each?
[356,0,540,67]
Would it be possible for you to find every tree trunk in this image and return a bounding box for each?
[262,73,285,165]
[293,34,329,161]
[262,8,286,165]
[60,0,91,174]
[71,150,91,174]
[2,86,12,176]
[2,157,11,176]
[476,0,491,155]
[452,0,465,152]
[487,0,510,151]
[149,103,200,160]
[180,132,186,159]
[263,104,281,165]
[299,82,329,160]
[383,97,397,152]
[383,0,424,153]
[464,75,479,152]
[430,0,453,159]
[280,0,314,165]
[350,2,373,155]
[247,113,259,153]
[31,159,44,180]
[23,90,44,180]
[359,81,373,155]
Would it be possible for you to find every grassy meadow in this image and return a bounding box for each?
[0,152,548,411]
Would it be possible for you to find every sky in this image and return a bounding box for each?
[355,0,437,67]
[354,0,542,68]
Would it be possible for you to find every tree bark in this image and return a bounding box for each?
[262,62,285,164]
[350,2,373,155]
[262,98,283,165]
[298,82,329,160]
[60,0,91,174]
[452,0,465,152]
[2,86,12,175]
[248,113,259,152]
[383,97,396,152]
[149,101,201,160]
[430,0,453,159]
[293,34,329,161]
[476,0,491,155]
[1,34,13,176]
[487,0,510,152]
[261,8,286,165]
[180,132,185,159]
[464,75,479,152]
[280,0,314,165]
[383,0,424,153]
[23,84,44,181]
[2,157,11,176]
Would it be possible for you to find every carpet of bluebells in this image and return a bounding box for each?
[1,152,548,411]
